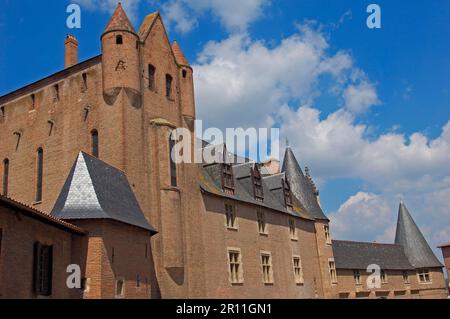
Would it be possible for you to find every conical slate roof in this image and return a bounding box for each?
[51,152,156,233]
[103,3,136,34]
[395,202,442,268]
[172,40,190,66]
[282,147,327,220]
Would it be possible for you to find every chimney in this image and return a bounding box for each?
[261,158,280,175]
[64,34,78,68]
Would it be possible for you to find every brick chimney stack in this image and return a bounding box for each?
[64,34,78,68]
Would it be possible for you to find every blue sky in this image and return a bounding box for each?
[0,0,449,255]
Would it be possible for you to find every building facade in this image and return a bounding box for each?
[0,4,447,299]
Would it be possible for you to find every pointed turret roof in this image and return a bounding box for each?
[172,40,190,66]
[103,3,136,34]
[395,201,442,268]
[282,147,327,220]
[51,152,156,233]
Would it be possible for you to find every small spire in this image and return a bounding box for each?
[286,138,290,148]
[172,40,190,66]
[103,2,136,34]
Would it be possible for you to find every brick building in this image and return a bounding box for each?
[0,4,447,299]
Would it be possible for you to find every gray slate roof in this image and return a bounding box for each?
[51,152,156,233]
[395,202,443,268]
[281,147,328,220]
[332,240,414,270]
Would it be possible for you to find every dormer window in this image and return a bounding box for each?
[282,179,293,208]
[116,35,123,45]
[251,165,264,201]
[221,163,235,194]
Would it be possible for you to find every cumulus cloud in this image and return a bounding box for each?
[191,19,449,254]
[160,0,270,33]
[76,0,141,22]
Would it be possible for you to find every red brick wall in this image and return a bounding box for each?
[0,205,85,299]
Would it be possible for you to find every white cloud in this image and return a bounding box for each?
[76,0,141,22]
[160,0,270,33]
[343,81,380,113]
[191,20,450,255]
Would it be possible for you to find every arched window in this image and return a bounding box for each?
[36,148,43,202]
[91,129,99,158]
[3,158,9,196]
[148,65,156,91]
[169,133,177,187]
[165,74,173,98]
[116,35,123,45]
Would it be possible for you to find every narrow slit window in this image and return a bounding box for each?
[31,94,36,110]
[148,65,156,91]
[166,74,173,98]
[81,73,88,92]
[33,242,53,296]
[53,84,60,102]
[169,133,177,187]
[3,159,9,196]
[91,129,99,158]
[36,148,43,202]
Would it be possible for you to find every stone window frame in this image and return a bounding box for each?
[324,224,332,245]
[260,251,274,285]
[289,218,297,241]
[417,269,432,284]
[353,269,362,286]
[256,210,268,235]
[227,247,244,285]
[115,277,125,298]
[224,202,238,230]
[292,255,304,285]
[328,258,338,284]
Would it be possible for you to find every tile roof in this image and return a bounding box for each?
[281,147,328,220]
[138,12,159,41]
[103,3,136,34]
[0,195,87,235]
[395,202,443,268]
[332,240,414,270]
[51,152,157,234]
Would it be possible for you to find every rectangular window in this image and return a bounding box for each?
[252,166,264,201]
[353,270,361,285]
[381,270,388,284]
[166,74,173,98]
[36,148,43,202]
[282,179,293,208]
[403,271,409,284]
[91,130,99,158]
[261,253,274,284]
[33,242,53,296]
[228,249,243,284]
[148,65,156,91]
[222,163,235,193]
[328,259,337,284]
[257,211,267,234]
[324,225,331,244]
[3,159,9,196]
[289,218,297,240]
[293,257,304,284]
[225,203,237,229]
[136,274,141,288]
[418,269,431,283]
[169,134,177,187]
